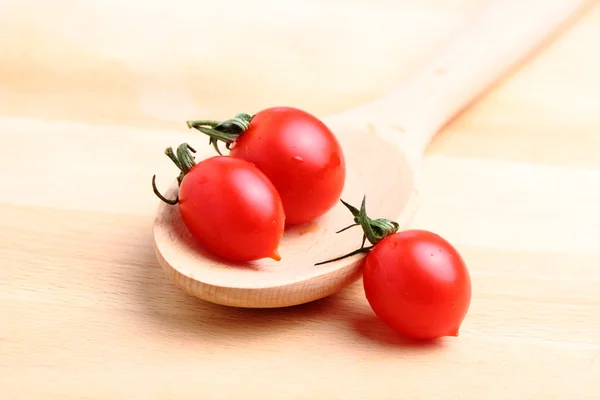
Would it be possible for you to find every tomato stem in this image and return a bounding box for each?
[336,223,359,234]
[186,112,253,155]
[314,196,399,265]
[152,175,178,205]
[186,120,220,128]
[151,143,198,205]
[314,245,373,266]
[341,197,399,246]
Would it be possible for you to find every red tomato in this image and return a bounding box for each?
[363,229,471,340]
[153,144,285,262]
[189,107,346,226]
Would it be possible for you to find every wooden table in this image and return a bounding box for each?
[1,1,599,398]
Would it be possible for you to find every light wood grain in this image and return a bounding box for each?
[1,0,600,399]
[153,0,591,309]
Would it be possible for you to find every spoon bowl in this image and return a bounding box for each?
[153,0,590,307]
[153,112,422,307]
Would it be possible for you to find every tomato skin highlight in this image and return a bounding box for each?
[229,107,346,226]
[177,156,285,262]
[363,229,471,340]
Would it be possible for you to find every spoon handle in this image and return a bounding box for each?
[379,0,592,152]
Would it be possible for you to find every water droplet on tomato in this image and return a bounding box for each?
[292,156,303,163]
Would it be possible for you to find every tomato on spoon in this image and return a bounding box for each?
[186,107,346,226]
[152,143,285,263]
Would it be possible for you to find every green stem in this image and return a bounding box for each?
[152,175,178,205]
[194,126,239,156]
[314,246,374,266]
[151,143,197,205]
[336,223,359,234]
[186,120,220,129]
[314,196,400,265]
[350,196,399,246]
[186,112,254,155]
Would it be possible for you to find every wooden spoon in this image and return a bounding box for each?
[153,0,591,308]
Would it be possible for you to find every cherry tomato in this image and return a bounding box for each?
[188,107,346,226]
[316,198,471,340]
[152,144,285,262]
[363,229,471,340]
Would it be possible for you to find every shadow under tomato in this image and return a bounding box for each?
[133,230,343,343]
[351,313,446,350]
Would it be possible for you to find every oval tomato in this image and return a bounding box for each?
[363,229,472,340]
[187,107,346,226]
[316,197,471,340]
[152,144,285,262]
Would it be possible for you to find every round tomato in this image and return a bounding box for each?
[363,229,471,340]
[316,197,472,340]
[187,107,346,226]
[152,144,285,262]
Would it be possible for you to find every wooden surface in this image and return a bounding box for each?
[1,0,600,398]
[152,0,592,310]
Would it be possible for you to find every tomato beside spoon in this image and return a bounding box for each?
[318,197,472,340]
